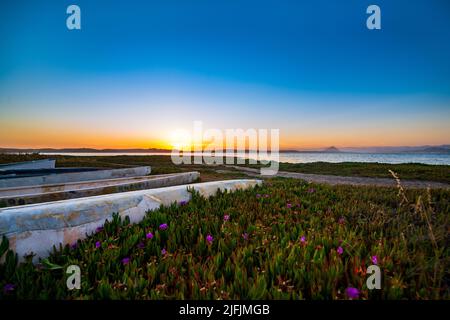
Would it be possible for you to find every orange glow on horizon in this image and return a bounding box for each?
[1,119,449,150]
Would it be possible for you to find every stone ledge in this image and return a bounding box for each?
[0,179,262,260]
[0,172,200,207]
[0,166,151,189]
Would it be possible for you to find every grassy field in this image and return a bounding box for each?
[1,178,449,299]
[1,154,449,183]
[276,162,450,184]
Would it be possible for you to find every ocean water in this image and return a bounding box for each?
[275,152,450,165]
[40,152,450,165]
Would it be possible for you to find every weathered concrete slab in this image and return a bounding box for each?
[0,159,56,171]
[0,167,100,177]
[0,168,101,180]
[0,179,262,260]
[0,166,151,189]
[0,172,200,207]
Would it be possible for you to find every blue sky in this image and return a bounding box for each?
[0,0,449,148]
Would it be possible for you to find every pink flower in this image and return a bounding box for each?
[146,232,154,239]
[338,217,345,224]
[159,223,168,231]
[223,215,230,221]
[345,287,360,299]
[371,255,378,265]
[337,246,344,255]
[161,248,167,255]
[242,233,249,240]
[206,234,214,244]
[300,236,306,244]
[3,283,15,294]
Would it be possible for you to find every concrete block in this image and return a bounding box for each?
[0,172,200,207]
[0,179,262,261]
[0,159,56,171]
[0,166,151,189]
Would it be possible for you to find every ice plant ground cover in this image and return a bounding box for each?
[0,178,449,299]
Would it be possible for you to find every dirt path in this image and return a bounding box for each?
[224,166,450,189]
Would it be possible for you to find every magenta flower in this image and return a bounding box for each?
[337,246,344,255]
[137,242,145,249]
[371,255,378,265]
[206,234,214,244]
[95,241,101,249]
[159,223,168,231]
[3,283,15,293]
[223,214,230,221]
[161,248,167,255]
[287,203,292,208]
[345,287,360,299]
[307,188,316,193]
[95,226,104,233]
[121,257,130,265]
[338,217,345,224]
[242,232,249,240]
[264,194,269,198]
[300,236,306,243]
[179,200,187,206]
[70,242,78,250]
[146,232,154,239]
[256,194,261,198]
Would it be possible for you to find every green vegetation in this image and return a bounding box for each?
[1,178,448,299]
[1,154,448,183]
[276,162,450,184]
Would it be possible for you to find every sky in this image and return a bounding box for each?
[0,0,449,149]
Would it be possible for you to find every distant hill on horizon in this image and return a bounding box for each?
[323,146,341,153]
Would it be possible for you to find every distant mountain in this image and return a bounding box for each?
[323,146,341,153]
